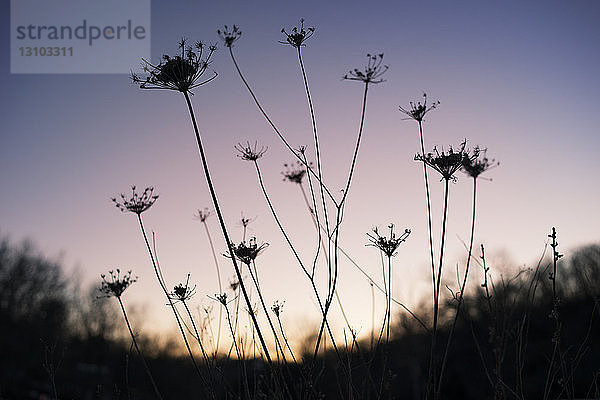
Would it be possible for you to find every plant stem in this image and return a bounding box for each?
[182,91,272,365]
[117,297,163,400]
[437,177,477,395]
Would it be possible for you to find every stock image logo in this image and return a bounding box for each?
[10,0,150,73]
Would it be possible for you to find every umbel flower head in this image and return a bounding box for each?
[131,38,217,93]
[170,274,196,303]
[217,25,242,48]
[271,300,285,317]
[235,141,268,161]
[415,141,476,182]
[461,147,499,179]
[99,269,137,298]
[367,224,411,258]
[280,19,315,48]
[344,53,388,84]
[112,186,158,215]
[194,207,211,222]
[282,161,312,184]
[399,93,440,123]
[226,237,269,265]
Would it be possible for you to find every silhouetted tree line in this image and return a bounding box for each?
[1,236,599,399]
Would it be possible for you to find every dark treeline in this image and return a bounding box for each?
[1,237,599,399]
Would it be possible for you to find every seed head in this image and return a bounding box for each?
[399,93,440,123]
[99,269,137,298]
[235,141,268,161]
[112,186,158,215]
[282,161,312,184]
[194,208,211,222]
[343,53,388,84]
[280,19,315,48]
[226,237,269,266]
[170,274,197,303]
[132,38,217,93]
[461,147,499,179]
[415,141,475,182]
[366,224,411,258]
[217,25,242,48]
[271,300,285,317]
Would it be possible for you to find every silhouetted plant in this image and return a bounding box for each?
[99,269,163,400]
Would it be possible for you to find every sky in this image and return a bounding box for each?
[1,0,599,350]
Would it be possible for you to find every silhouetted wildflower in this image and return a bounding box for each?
[280,19,315,48]
[282,161,311,184]
[229,278,240,292]
[415,141,475,182]
[112,186,158,215]
[213,293,229,306]
[235,141,268,161]
[226,237,269,266]
[271,300,285,317]
[399,93,440,122]
[367,224,411,258]
[99,269,137,298]
[462,147,499,178]
[194,208,211,222]
[343,53,387,84]
[217,25,242,48]
[131,38,216,93]
[170,274,197,303]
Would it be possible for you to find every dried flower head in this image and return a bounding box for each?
[112,186,158,215]
[99,269,137,298]
[226,237,269,266]
[282,161,312,184]
[399,93,440,122]
[217,25,242,48]
[214,293,228,306]
[461,147,499,179]
[271,300,285,317]
[235,141,268,161]
[343,53,388,84]
[170,274,197,303]
[280,19,315,48]
[229,278,240,292]
[131,38,217,93]
[415,141,475,182]
[366,224,411,258]
[194,208,211,222]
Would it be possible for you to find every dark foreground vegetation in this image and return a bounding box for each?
[1,237,598,399]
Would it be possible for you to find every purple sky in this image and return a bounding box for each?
[1,0,599,347]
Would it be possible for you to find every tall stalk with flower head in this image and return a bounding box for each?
[112,186,215,398]
[413,142,477,399]
[99,269,164,400]
[131,40,272,365]
[436,148,499,396]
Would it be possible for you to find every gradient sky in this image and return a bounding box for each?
[1,0,599,349]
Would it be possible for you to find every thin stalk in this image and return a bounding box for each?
[437,177,477,395]
[117,297,163,400]
[183,91,272,364]
[427,177,450,399]
[182,300,212,366]
[418,120,437,296]
[228,47,337,206]
[297,46,331,238]
[202,220,224,356]
[137,215,212,395]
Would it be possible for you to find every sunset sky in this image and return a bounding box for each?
[1,0,599,349]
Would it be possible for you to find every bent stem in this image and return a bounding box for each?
[437,177,477,395]
[182,91,272,365]
[117,296,163,400]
